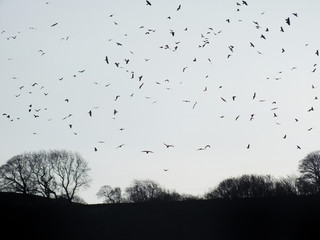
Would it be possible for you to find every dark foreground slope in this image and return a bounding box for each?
[1,192,319,240]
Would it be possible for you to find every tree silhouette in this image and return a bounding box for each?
[273,175,299,196]
[97,185,123,203]
[125,179,181,203]
[49,150,91,202]
[205,174,275,199]
[32,151,58,198]
[298,151,320,194]
[0,153,37,195]
[0,150,91,202]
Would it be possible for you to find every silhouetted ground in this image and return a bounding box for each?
[1,192,319,240]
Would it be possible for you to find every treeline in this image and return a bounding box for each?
[1,150,320,203]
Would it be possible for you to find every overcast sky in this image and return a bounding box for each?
[1,0,320,203]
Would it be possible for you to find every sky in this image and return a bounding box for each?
[1,0,320,204]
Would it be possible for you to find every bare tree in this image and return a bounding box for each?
[125,179,168,203]
[274,175,299,196]
[97,185,123,203]
[205,174,275,200]
[0,150,90,202]
[49,150,91,202]
[298,151,320,193]
[0,153,38,195]
[204,177,239,200]
[31,151,58,199]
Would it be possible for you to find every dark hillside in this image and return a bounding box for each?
[1,193,319,240]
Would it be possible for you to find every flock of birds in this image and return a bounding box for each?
[1,1,320,171]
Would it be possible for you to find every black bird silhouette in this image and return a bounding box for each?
[247,144,250,149]
[88,110,92,117]
[197,145,211,151]
[242,1,248,5]
[105,56,109,64]
[297,145,301,149]
[192,101,198,109]
[177,4,181,11]
[285,17,290,26]
[116,144,125,149]
[252,92,256,99]
[280,26,284,32]
[308,106,314,112]
[142,150,153,154]
[146,0,151,6]
[50,22,58,27]
[316,50,319,56]
[164,169,169,171]
[260,34,266,40]
[94,147,98,152]
[164,143,174,148]
[292,13,298,17]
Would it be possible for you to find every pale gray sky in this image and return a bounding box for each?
[1,0,320,203]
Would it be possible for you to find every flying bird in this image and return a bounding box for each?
[50,22,58,27]
[285,17,290,26]
[177,4,181,11]
[164,143,174,148]
[146,0,151,6]
[105,56,109,64]
[252,92,256,99]
[142,150,153,154]
[192,101,198,109]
